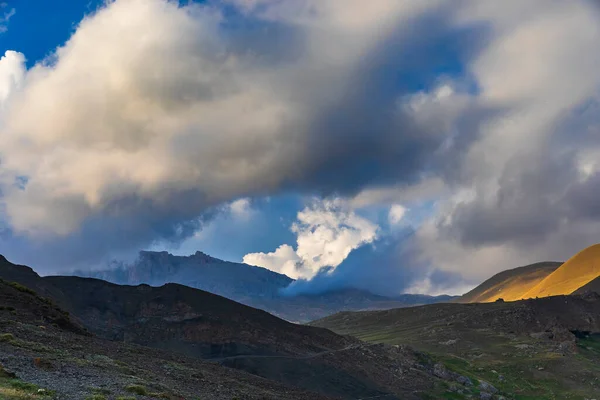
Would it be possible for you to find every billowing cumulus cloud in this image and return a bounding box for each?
[244,198,378,279]
[0,51,25,108]
[0,0,599,294]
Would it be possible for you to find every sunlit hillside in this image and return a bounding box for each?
[457,262,561,303]
[522,244,600,299]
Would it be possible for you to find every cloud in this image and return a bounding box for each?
[283,228,470,297]
[0,0,481,270]
[243,244,301,278]
[0,51,25,108]
[0,0,599,294]
[244,198,378,279]
[388,204,407,225]
[0,4,15,33]
[408,0,600,285]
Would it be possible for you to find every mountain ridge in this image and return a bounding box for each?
[522,243,600,299]
[0,253,464,399]
[72,250,454,322]
[455,261,562,303]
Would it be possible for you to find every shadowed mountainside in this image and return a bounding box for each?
[73,250,453,322]
[574,275,600,295]
[0,254,463,399]
[0,276,332,400]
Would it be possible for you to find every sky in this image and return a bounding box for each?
[0,0,600,296]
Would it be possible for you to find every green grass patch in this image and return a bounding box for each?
[125,384,148,395]
[0,377,55,399]
[0,333,15,342]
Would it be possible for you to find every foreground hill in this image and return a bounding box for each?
[0,275,330,400]
[313,293,600,399]
[456,261,562,303]
[74,250,452,322]
[0,254,466,399]
[523,243,600,299]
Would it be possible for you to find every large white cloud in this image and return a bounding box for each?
[0,51,25,108]
[244,198,378,279]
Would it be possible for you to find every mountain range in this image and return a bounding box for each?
[0,254,483,399]
[72,250,454,322]
[2,247,600,399]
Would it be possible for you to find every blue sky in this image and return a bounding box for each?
[1,0,600,295]
[0,1,106,67]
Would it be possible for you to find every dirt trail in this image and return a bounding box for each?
[208,344,361,362]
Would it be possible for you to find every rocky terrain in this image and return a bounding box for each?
[0,277,331,400]
[6,252,600,399]
[0,255,473,399]
[313,293,600,399]
[72,250,453,322]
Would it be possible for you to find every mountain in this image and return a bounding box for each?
[312,292,600,399]
[522,243,600,299]
[0,254,465,399]
[80,250,294,303]
[74,250,453,322]
[456,261,562,303]
[0,263,330,400]
[5,254,600,399]
[574,275,600,295]
[456,244,600,303]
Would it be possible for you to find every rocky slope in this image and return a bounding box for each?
[313,293,600,399]
[73,250,453,322]
[0,255,465,399]
[0,277,330,400]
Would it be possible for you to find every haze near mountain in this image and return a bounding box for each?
[75,250,453,322]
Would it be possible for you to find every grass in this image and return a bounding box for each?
[125,384,148,395]
[0,331,53,353]
[332,320,598,400]
[6,281,37,296]
[0,333,15,342]
[0,364,55,399]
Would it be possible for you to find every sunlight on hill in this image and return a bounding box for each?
[474,268,557,302]
[523,244,600,299]
[457,262,560,303]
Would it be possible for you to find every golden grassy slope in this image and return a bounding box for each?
[522,243,600,299]
[456,262,561,303]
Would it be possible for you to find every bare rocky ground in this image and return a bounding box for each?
[0,258,474,400]
[0,278,332,400]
